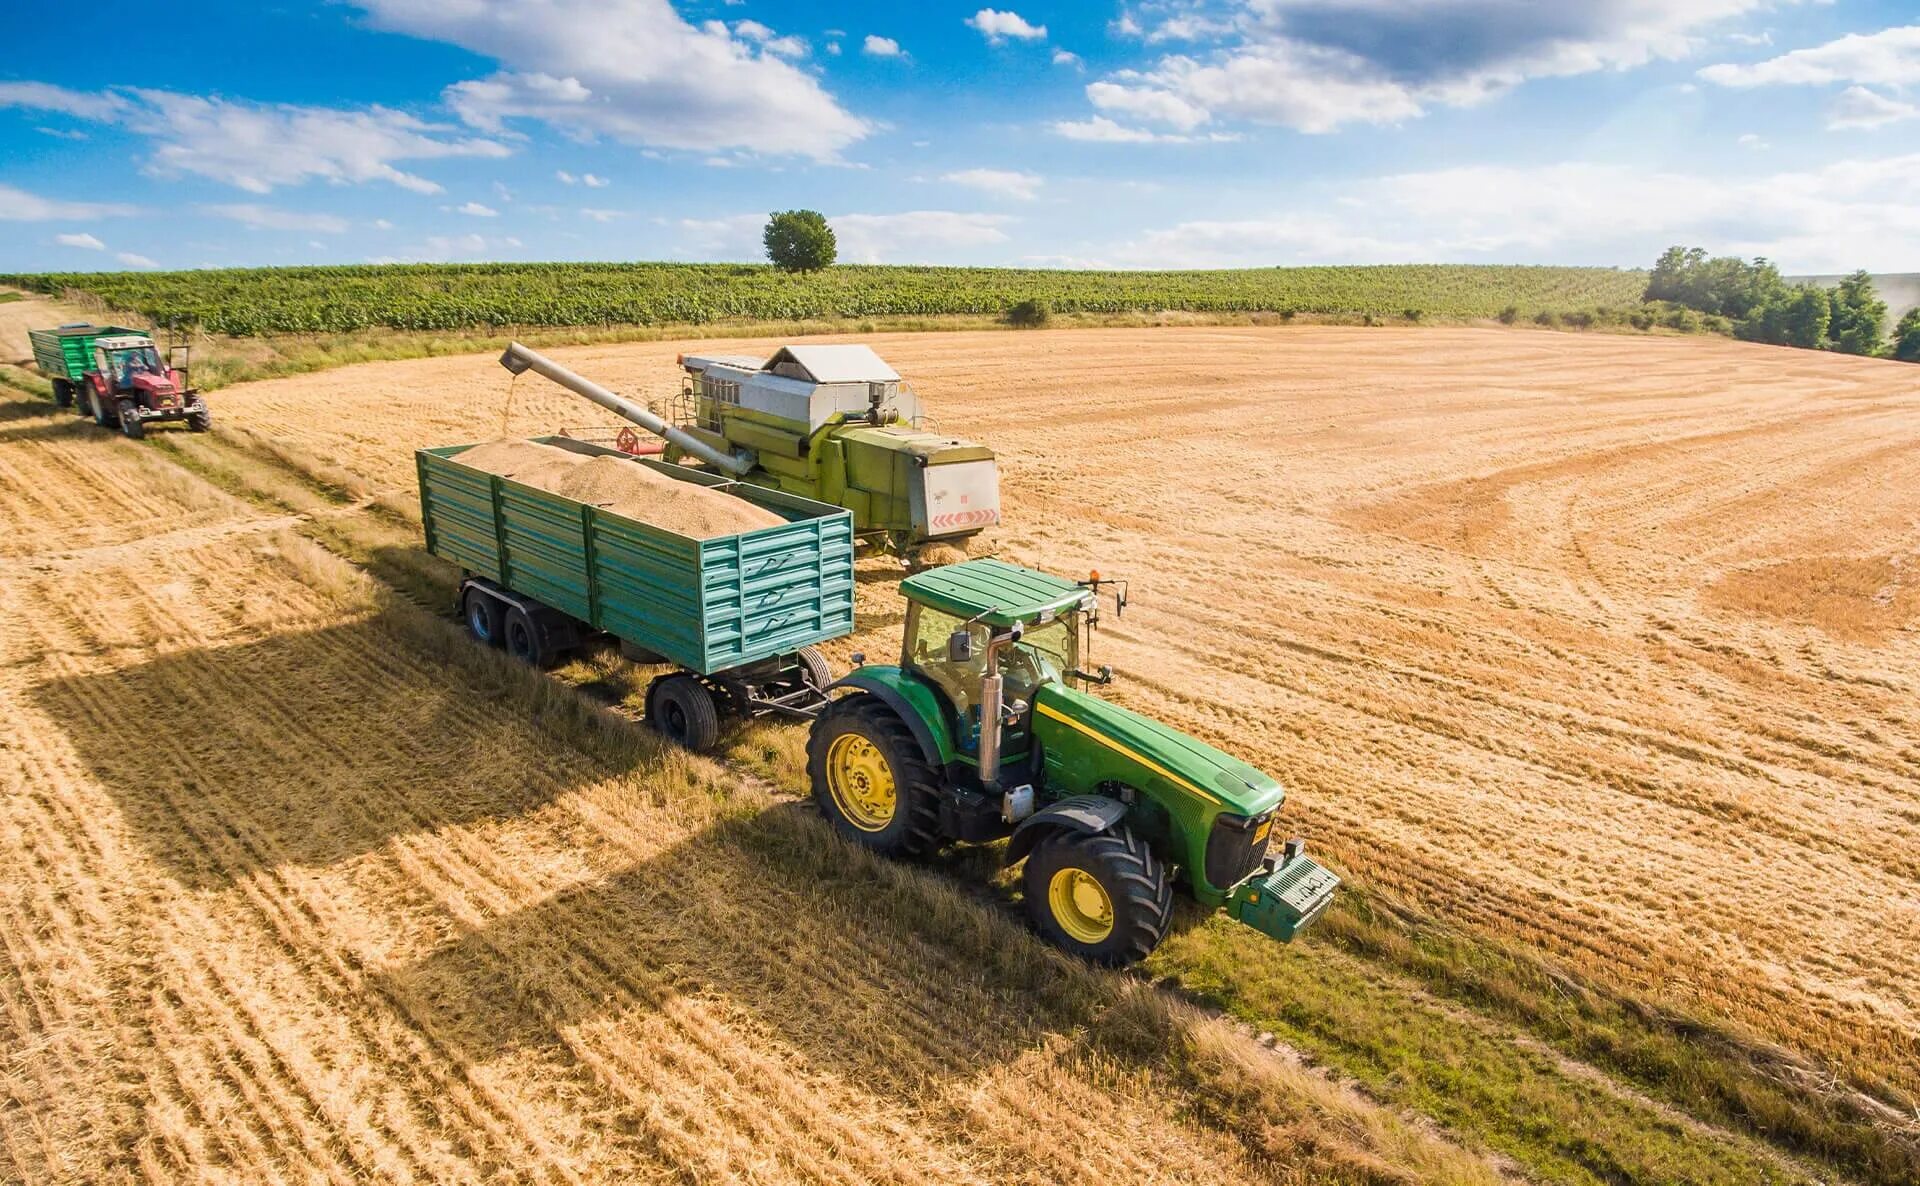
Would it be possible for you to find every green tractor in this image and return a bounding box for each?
[809,559,1339,964]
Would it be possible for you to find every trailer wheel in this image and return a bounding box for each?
[117,401,144,440]
[502,606,555,669]
[464,589,504,646]
[1022,826,1172,967]
[795,645,833,692]
[51,379,73,409]
[186,405,212,433]
[806,695,943,857]
[647,674,720,751]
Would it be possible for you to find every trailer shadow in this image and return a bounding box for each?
[371,800,1129,1107]
[34,611,648,889]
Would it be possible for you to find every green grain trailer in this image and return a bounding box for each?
[418,437,855,749]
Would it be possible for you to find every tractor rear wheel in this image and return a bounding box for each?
[647,674,720,751]
[1022,826,1172,966]
[51,379,73,409]
[807,695,942,857]
[117,401,144,440]
[89,390,112,426]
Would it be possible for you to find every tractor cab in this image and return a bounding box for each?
[94,337,173,396]
[898,559,1101,762]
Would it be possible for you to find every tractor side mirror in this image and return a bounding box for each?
[947,630,973,663]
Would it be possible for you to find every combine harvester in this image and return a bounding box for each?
[28,323,210,439]
[499,342,999,563]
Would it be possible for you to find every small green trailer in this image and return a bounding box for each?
[417,437,856,749]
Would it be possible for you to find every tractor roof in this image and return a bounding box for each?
[902,559,1092,627]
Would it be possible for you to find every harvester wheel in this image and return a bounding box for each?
[464,589,504,646]
[795,645,833,692]
[1023,826,1172,966]
[117,401,144,440]
[502,606,555,669]
[51,379,73,409]
[807,695,942,857]
[187,405,211,433]
[647,674,720,751]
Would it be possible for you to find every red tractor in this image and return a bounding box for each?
[31,325,211,440]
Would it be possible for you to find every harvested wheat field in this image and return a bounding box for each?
[217,325,1920,1092]
[0,390,1505,1184]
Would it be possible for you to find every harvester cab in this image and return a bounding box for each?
[808,557,1339,965]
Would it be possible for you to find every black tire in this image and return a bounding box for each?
[795,645,833,692]
[647,673,720,751]
[117,400,144,440]
[805,694,942,857]
[464,588,504,647]
[186,405,211,433]
[89,389,112,426]
[51,379,73,409]
[502,606,554,669]
[1022,826,1173,966]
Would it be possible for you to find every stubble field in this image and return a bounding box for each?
[213,324,1920,1089]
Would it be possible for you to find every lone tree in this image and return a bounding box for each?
[764,210,836,272]
[1894,307,1920,363]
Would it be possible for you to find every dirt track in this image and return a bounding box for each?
[219,325,1920,1080]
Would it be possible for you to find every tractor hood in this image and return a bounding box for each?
[1032,682,1285,818]
[130,371,180,397]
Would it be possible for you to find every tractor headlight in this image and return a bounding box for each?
[1205,810,1275,892]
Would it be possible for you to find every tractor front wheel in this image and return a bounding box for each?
[807,695,941,857]
[1022,827,1173,966]
[186,405,211,433]
[117,401,144,440]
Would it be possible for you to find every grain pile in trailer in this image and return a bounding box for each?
[455,437,784,539]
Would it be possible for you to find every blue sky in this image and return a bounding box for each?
[2,1,1916,273]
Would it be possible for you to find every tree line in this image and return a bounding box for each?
[1646,247,1920,362]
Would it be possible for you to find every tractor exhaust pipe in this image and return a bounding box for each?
[499,342,755,476]
[977,625,1021,789]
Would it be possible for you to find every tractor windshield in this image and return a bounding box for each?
[108,346,164,385]
[1002,617,1076,701]
[903,602,1078,716]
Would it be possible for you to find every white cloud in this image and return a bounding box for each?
[582,173,609,187]
[355,0,867,160]
[1827,85,1920,130]
[115,252,158,268]
[864,34,904,57]
[967,9,1047,43]
[1700,25,1920,88]
[1077,0,1819,134]
[36,126,90,141]
[0,183,136,221]
[1101,155,1920,273]
[1050,115,1238,143]
[203,203,351,233]
[580,208,625,222]
[453,201,499,217]
[1052,48,1082,67]
[942,167,1044,200]
[374,218,394,230]
[55,232,106,250]
[0,82,508,194]
[827,41,841,55]
[1737,132,1769,149]
[831,211,1015,263]
[556,169,577,184]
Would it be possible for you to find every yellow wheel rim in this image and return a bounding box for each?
[825,733,897,831]
[1048,867,1115,944]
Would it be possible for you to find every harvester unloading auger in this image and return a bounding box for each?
[500,342,1000,560]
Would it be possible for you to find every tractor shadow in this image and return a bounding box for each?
[371,801,1120,1095]
[35,611,646,889]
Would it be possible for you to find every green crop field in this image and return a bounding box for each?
[1,262,1647,336]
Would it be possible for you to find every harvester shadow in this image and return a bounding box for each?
[373,800,1125,1099]
[35,611,645,889]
